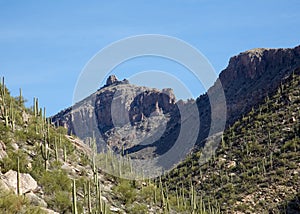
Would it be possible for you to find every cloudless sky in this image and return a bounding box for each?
[0,0,299,115]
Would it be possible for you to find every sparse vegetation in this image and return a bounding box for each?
[0,67,299,213]
[164,69,300,213]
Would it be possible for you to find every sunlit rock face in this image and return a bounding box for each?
[52,45,300,157]
[51,75,180,158]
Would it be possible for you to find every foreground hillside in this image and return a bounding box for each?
[165,68,300,213]
[0,47,299,213]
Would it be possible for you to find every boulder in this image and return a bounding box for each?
[0,141,7,159]
[3,170,38,194]
[40,207,60,214]
[0,178,10,191]
[26,192,47,207]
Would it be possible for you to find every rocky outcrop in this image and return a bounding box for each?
[106,75,118,85]
[103,75,129,88]
[219,45,300,125]
[128,88,176,123]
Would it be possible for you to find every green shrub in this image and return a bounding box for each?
[39,170,72,212]
[48,190,72,213]
[113,179,137,204]
[0,149,30,173]
[0,189,46,213]
[140,184,155,203]
[39,170,71,194]
[127,203,148,214]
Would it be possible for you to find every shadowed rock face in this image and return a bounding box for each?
[195,45,300,146]
[51,45,300,157]
[219,45,300,125]
[94,78,177,139]
[128,89,176,124]
[51,75,180,156]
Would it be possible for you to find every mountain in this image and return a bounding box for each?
[51,45,300,158]
[51,75,181,160]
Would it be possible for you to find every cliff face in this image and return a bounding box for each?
[218,45,300,125]
[52,45,300,156]
[51,76,178,155]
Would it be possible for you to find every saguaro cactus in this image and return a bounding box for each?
[190,182,197,213]
[159,177,165,209]
[54,137,59,162]
[9,100,15,131]
[1,77,6,110]
[17,157,21,195]
[72,179,78,214]
[19,88,23,106]
[153,185,157,204]
[98,180,103,213]
[63,145,67,162]
[41,135,50,171]
[88,180,92,214]
[90,135,98,183]
[4,107,9,127]
[33,97,39,117]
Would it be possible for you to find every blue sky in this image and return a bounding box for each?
[0,0,299,116]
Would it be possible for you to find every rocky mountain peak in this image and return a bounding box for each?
[223,45,300,82]
[51,76,179,156]
[245,47,270,57]
[103,75,129,88]
[106,75,118,85]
